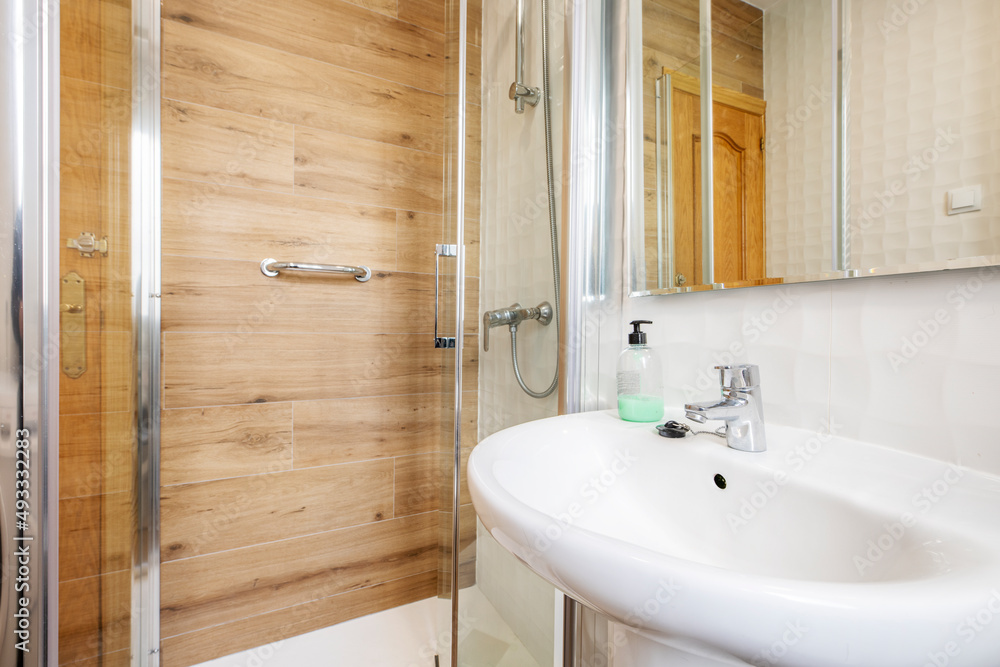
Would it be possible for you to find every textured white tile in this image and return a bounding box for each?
[628,281,833,432]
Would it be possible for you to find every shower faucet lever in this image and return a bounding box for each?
[483,302,553,352]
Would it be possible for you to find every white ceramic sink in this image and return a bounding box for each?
[468,410,1000,666]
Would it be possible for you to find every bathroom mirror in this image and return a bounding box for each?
[632,0,1000,295]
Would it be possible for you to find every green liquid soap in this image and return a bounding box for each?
[618,394,664,423]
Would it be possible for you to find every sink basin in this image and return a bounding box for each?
[468,410,1000,666]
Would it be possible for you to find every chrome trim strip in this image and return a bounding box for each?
[1,0,59,663]
[132,0,162,662]
[450,0,468,662]
[832,0,848,272]
[699,0,714,286]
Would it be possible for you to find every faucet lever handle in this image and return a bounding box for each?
[715,364,760,391]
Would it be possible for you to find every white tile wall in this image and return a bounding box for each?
[622,266,1000,477]
[764,0,1000,277]
[848,0,1000,270]
[763,0,834,278]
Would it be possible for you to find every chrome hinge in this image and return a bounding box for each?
[67,232,109,257]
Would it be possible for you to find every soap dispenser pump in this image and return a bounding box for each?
[616,320,664,422]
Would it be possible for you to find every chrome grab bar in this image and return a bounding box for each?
[259,258,372,282]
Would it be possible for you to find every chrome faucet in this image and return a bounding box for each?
[684,364,766,452]
[483,302,553,351]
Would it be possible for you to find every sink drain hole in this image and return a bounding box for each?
[714,474,727,489]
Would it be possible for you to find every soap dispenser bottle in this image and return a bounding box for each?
[616,320,664,422]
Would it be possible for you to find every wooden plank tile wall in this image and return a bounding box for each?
[158,0,481,663]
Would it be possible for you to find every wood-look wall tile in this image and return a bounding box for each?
[713,0,764,48]
[440,276,480,336]
[293,394,442,468]
[161,100,294,192]
[162,333,444,408]
[341,0,397,19]
[60,492,132,581]
[161,404,293,486]
[163,0,441,94]
[398,0,445,34]
[466,102,483,164]
[466,45,482,106]
[161,458,394,561]
[463,334,479,393]
[60,411,133,499]
[60,0,131,89]
[161,179,397,266]
[161,257,435,334]
[59,570,131,664]
[294,128,443,215]
[396,210,443,274]
[465,159,482,220]
[465,217,481,278]
[69,650,132,667]
[437,505,477,594]
[161,571,436,667]
[61,76,130,171]
[394,453,440,516]
[468,0,483,47]
[160,512,437,638]
[163,21,444,153]
[642,2,700,64]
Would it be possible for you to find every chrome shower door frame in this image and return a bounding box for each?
[0,0,61,664]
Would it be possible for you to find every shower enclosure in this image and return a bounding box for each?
[1,0,626,664]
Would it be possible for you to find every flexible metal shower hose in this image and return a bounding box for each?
[510,0,560,399]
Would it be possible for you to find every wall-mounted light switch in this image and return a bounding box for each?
[947,185,982,215]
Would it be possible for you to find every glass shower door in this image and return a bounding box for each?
[58,0,140,663]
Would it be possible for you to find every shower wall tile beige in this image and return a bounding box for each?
[157,0,467,663]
